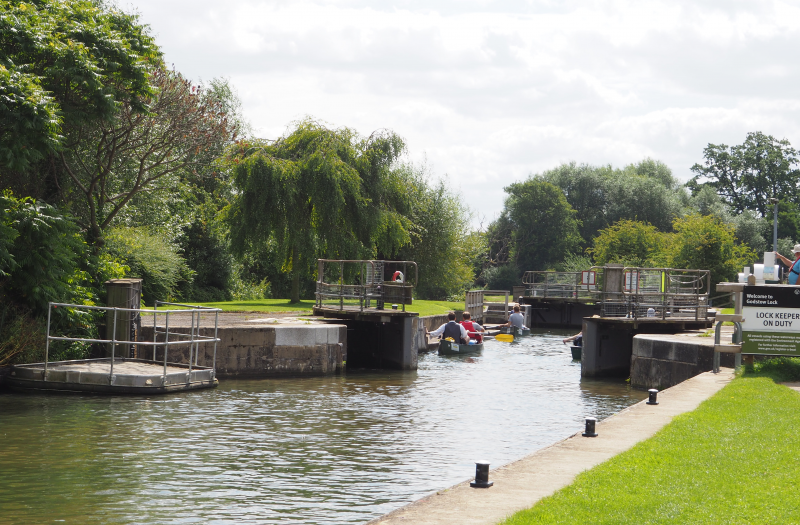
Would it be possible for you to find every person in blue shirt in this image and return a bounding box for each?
[775,245,800,284]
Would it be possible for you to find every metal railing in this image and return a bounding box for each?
[521,267,711,320]
[43,301,220,383]
[522,270,600,300]
[315,259,418,312]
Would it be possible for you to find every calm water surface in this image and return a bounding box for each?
[0,329,646,524]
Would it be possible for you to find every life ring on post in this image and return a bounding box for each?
[392,271,404,283]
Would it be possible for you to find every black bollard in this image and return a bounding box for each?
[647,388,659,405]
[582,417,598,437]
[470,461,493,488]
[376,285,383,310]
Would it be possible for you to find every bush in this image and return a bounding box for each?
[0,192,91,315]
[746,356,800,382]
[482,264,520,292]
[103,226,194,305]
[0,306,46,365]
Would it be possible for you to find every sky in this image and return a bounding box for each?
[126,0,800,226]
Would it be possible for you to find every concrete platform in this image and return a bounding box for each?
[368,368,735,525]
[6,358,217,394]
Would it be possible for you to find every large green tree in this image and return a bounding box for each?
[689,131,800,216]
[227,119,412,303]
[58,69,235,246]
[503,179,582,272]
[540,158,684,249]
[0,0,161,172]
[589,219,669,267]
[670,214,754,285]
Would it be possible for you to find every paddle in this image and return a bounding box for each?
[495,333,514,343]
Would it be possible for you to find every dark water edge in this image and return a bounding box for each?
[0,329,646,524]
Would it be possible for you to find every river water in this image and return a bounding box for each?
[0,329,646,524]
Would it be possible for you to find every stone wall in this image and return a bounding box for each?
[139,324,346,378]
[630,334,735,389]
[413,315,450,352]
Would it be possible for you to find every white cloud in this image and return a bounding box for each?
[127,0,800,224]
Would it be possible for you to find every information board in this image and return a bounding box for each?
[741,285,800,355]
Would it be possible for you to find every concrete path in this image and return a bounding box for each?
[368,368,735,525]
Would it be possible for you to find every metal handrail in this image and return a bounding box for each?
[315,259,418,312]
[519,267,711,319]
[44,301,221,381]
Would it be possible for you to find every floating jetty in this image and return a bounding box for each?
[6,358,216,394]
[6,294,220,395]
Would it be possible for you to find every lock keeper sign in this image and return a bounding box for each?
[741,285,800,356]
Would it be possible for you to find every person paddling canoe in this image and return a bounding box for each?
[460,311,484,343]
[427,312,469,344]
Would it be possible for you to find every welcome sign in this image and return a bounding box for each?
[741,285,800,355]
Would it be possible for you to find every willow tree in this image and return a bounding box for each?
[227,119,412,303]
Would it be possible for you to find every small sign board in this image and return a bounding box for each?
[741,285,800,356]
[624,271,639,292]
[581,271,596,286]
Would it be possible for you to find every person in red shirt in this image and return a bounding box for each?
[461,312,485,343]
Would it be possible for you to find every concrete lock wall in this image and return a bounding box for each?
[139,324,346,378]
[414,315,448,352]
[630,334,735,390]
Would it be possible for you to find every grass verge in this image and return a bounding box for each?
[500,372,800,524]
[193,298,464,317]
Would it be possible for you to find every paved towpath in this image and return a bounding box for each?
[369,368,735,525]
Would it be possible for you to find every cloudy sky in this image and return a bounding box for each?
[127,0,800,225]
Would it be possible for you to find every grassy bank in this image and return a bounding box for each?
[501,366,800,524]
[194,298,464,317]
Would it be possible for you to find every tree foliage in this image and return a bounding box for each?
[59,69,236,244]
[0,0,161,171]
[395,165,473,300]
[671,214,755,285]
[0,192,90,314]
[689,131,800,216]
[503,179,582,272]
[589,220,668,267]
[103,226,192,305]
[590,216,755,285]
[227,119,412,302]
[540,159,685,249]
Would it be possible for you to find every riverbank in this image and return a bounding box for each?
[502,371,800,524]
[368,368,735,525]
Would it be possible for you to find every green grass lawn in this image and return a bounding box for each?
[500,370,800,524]
[194,298,464,317]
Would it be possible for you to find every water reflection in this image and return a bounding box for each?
[0,329,646,524]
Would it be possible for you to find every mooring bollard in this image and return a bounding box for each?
[582,417,598,437]
[647,388,659,405]
[470,461,493,488]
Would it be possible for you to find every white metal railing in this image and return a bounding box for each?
[44,301,220,381]
[619,268,710,320]
[523,270,600,300]
[521,267,710,320]
[315,259,418,312]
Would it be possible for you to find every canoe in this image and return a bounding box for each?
[501,326,530,337]
[570,345,582,360]
[438,339,484,356]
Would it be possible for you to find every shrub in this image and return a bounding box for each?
[103,227,194,305]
